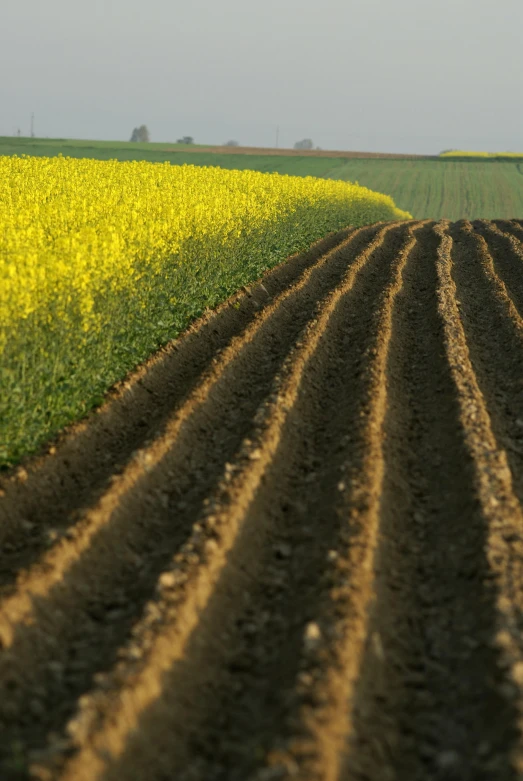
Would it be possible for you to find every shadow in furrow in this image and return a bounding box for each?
[450,222,523,511]
[96,227,412,781]
[494,220,523,244]
[346,223,519,781]
[476,221,523,316]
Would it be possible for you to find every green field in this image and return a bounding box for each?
[2,136,523,221]
[323,159,523,221]
[0,136,207,154]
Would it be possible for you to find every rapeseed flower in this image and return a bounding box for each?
[0,155,411,464]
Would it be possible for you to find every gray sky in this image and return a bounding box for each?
[1,0,522,154]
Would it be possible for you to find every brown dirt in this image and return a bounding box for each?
[162,146,434,160]
[2,221,523,781]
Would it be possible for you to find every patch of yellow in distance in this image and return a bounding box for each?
[440,150,523,158]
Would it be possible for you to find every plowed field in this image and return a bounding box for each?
[3,219,523,781]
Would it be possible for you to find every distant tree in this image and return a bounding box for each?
[224,140,239,147]
[130,125,150,143]
[294,138,314,150]
[177,136,194,145]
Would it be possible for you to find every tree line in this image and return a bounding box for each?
[130,126,318,150]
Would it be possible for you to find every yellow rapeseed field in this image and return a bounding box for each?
[0,155,411,464]
[440,150,523,158]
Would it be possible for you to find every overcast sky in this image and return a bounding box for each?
[1,0,522,154]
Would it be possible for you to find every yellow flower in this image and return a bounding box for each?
[0,154,410,464]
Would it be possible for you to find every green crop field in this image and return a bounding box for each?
[2,136,523,221]
[323,159,523,221]
[0,136,208,154]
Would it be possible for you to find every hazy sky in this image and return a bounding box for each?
[1,0,522,153]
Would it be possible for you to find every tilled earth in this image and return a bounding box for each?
[2,219,523,780]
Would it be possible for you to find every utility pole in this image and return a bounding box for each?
[30,113,35,138]
[275,125,279,149]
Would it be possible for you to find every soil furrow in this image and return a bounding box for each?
[234,225,422,781]
[346,222,520,781]
[475,220,523,316]
[494,220,523,243]
[0,229,353,590]
[447,222,523,518]
[0,224,389,776]
[430,221,523,774]
[31,224,415,781]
